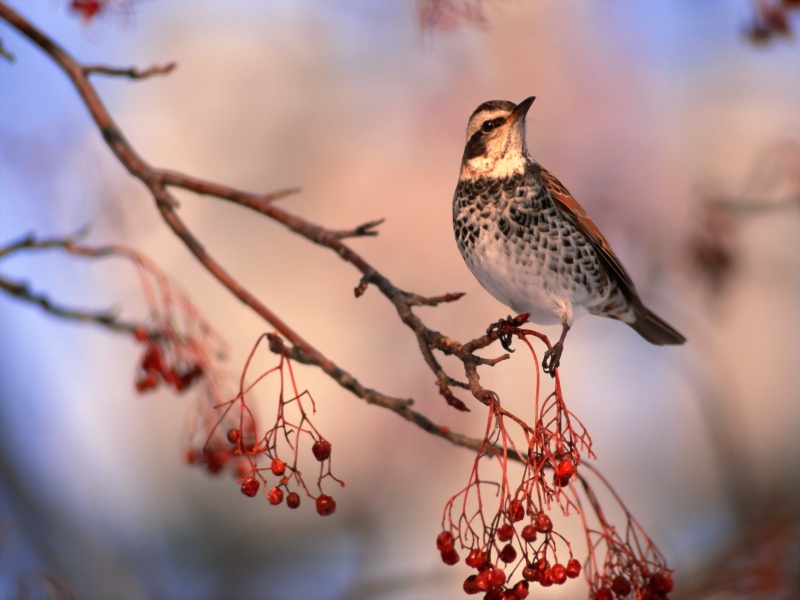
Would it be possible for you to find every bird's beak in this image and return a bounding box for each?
[506,96,536,126]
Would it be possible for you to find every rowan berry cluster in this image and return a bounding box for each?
[203,333,343,515]
[133,327,204,393]
[437,328,672,598]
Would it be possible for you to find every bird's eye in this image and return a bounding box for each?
[481,120,495,133]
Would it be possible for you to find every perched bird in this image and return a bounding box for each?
[452,97,685,375]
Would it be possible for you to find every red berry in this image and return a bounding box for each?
[501,591,517,600]
[556,459,575,479]
[240,475,260,497]
[539,569,553,587]
[487,567,506,588]
[484,589,503,600]
[611,575,632,597]
[135,371,158,392]
[522,565,537,581]
[312,439,331,461]
[286,491,301,509]
[202,446,230,475]
[499,543,517,563]
[271,457,286,475]
[521,524,537,542]
[226,429,241,444]
[475,570,491,591]
[463,575,480,595]
[513,580,530,599]
[549,563,567,584]
[141,344,163,373]
[649,573,673,593]
[133,327,148,342]
[441,548,460,565]
[466,548,488,569]
[267,486,284,505]
[497,523,514,542]
[594,588,613,600]
[534,512,553,533]
[566,558,582,578]
[436,531,455,552]
[507,499,525,522]
[315,493,336,516]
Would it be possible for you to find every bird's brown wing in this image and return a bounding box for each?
[538,167,637,296]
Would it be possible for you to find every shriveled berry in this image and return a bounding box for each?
[441,548,460,565]
[240,475,259,497]
[513,580,530,599]
[465,548,488,569]
[315,493,336,516]
[226,428,241,444]
[497,523,514,542]
[436,531,455,552]
[611,575,632,597]
[463,575,480,595]
[534,512,553,533]
[566,558,582,578]
[594,588,613,600]
[521,524,537,542]
[507,499,525,522]
[312,439,331,461]
[286,491,301,509]
[487,567,506,588]
[267,486,283,505]
[549,563,567,584]
[499,543,517,563]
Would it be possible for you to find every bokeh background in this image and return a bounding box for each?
[1,1,798,599]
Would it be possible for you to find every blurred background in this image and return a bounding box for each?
[1,1,798,598]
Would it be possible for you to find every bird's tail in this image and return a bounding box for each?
[629,306,686,346]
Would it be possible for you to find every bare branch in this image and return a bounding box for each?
[83,61,177,79]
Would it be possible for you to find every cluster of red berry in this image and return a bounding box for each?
[744,0,800,43]
[69,0,106,21]
[133,328,203,393]
[437,526,582,599]
[591,571,673,600]
[230,428,337,517]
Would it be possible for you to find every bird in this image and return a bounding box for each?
[452,96,686,375]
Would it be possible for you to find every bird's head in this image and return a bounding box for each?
[459,96,535,180]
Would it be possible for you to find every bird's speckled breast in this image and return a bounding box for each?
[452,170,612,325]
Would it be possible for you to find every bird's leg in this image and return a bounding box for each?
[542,322,570,377]
[487,315,521,352]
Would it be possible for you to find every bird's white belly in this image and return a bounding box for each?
[464,239,587,327]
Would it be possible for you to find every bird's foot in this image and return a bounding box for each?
[486,314,529,352]
[542,341,564,378]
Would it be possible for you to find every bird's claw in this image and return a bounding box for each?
[487,316,517,352]
[542,342,563,378]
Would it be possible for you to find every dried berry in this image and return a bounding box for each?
[436,531,455,552]
[534,512,553,533]
[507,499,524,522]
[267,486,283,505]
[441,548,460,565]
[315,493,336,516]
[499,543,517,564]
[497,523,514,542]
[240,475,259,497]
[312,439,332,461]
